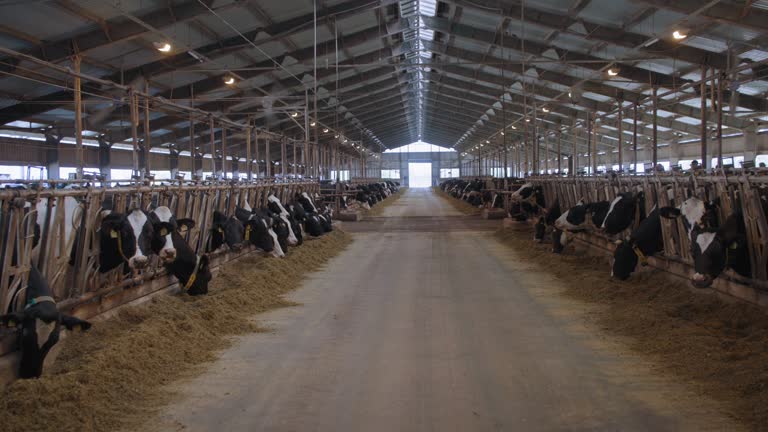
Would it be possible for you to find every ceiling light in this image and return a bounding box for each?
[672,30,687,40]
[291,112,299,118]
[223,76,235,85]
[323,128,329,133]
[568,91,572,98]
[500,132,504,136]
[607,68,619,77]
[485,140,490,144]
[334,134,339,138]
[511,125,517,130]
[155,42,172,53]
[310,121,316,126]
[542,107,550,113]
[525,118,530,123]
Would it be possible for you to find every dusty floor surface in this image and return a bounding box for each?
[147,188,742,432]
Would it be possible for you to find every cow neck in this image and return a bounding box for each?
[25,296,55,310]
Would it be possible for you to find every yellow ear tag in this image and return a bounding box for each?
[218,227,224,233]
[160,227,168,236]
[245,226,251,241]
[179,225,188,234]
[110,230,118,239]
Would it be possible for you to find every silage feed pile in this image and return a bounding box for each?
[496,225,768,429]
[433,187,481,215]
[0,230,352,432]
[363,188,407,217]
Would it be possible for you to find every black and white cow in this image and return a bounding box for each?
[235,202,285,258]
[0,266,91,378]
[601,192,645,236]
[267,194,301,246]
[208,210,247,253]
[148,207,212,296]
[554,200,611,232]
[98,208,155,272]
[533,200,561,243]
[661,197,750,288]
[611,206,664,280]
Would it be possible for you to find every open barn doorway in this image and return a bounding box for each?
[408,162,432,188]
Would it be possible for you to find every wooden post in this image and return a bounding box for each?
[652,86,658,167]
[717,69,724,168]
[73,55,84,179]
[633,103,638,173]
[246,124,252,180]
[130,89,139,178]
[144,81,151,177]
[255,130,260,179]
[557,131,561,174]
[265,134,271,178]
[281,138,287,177]
[617,98,623,172]
[221,128,227,179]
[209,117,216,178]
[701,65,708,169]
[587,113,593,175]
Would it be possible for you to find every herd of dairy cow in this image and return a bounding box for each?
[441,178,757,289]
[0,181,398,380]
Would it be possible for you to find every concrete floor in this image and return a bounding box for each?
[150,188,740,432]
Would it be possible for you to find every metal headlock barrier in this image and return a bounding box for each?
[503,174,768,303]
[0,178,319,356]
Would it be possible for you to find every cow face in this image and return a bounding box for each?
[0,267,91,378]
[99,209,154,272]
[611,240,639,281]
[534,217,546,242]
[297,192,318,214]
[147,206,191,263]
[267,195,299,246]
[176,255,212,296]
[209,211,245,253]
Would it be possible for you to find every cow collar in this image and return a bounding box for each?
[632,245,649,267]
[25,295,55,310]
[182,256,202,292]
[111,229,131,263]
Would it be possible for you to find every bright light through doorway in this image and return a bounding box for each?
[408,163,432,188]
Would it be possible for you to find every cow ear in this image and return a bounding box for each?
[61,315,92,332]
[176,218,196,232]
[659,207,681,218]
[199,255,211,272]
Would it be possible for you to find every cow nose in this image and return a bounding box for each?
[160,248,177,262]
[129,256,149,269]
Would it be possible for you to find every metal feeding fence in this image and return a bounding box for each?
[0,179,319,344]
[521,175,768,294]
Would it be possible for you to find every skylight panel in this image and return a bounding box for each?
[419,0,436,16]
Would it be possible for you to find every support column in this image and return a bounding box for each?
[73,55,84,179]
[169,147,179,179]
[97,134,112,180]
[700,65,708,169]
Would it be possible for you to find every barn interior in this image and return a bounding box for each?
[1,1,768,431]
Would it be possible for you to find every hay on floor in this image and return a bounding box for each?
[432,187,482,215]
[0,230,352,432]
[496,225,768,430]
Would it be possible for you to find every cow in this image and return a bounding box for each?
[267,194,300,246]
[660,197,750,288]
[533,200,561,243]
[147,207,212,296]
[611,206,664,280]
[208,210,246,253]
[235,203,285,258]
[0,266,91,378]
[98,208,155,273]
[554,200,611,232]
[601,192,645,236]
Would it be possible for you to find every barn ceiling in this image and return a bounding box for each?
[0,0,766,158]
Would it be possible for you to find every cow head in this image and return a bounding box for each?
[534,217,547,242]
[208,211,245,253]
[611,240,642,281]
[297,192,318,214]
[235,207,284,257]
[178,255,212,296]
[147,206,196,263]
[661,198,749,288]
[99,209,154,272]
[0,266,91,378]
[267,194,299,246]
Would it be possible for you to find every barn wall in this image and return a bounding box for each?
[380,151,459,186]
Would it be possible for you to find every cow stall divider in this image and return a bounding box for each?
[0,179,320,359]
[518,175,768,306]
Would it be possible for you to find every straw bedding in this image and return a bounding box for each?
[496,225,768,430]
[0,230,352,432]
